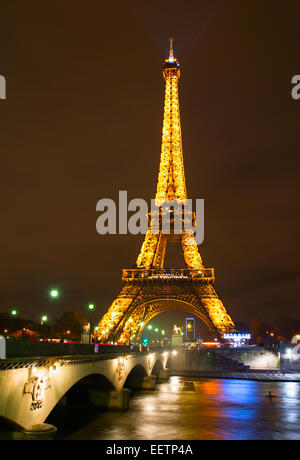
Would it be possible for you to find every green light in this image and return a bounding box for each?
[41,315,48,322]
[11,309,17,316]
[148,325,152,330]
[50,289,59,298]
[139,322,144,327]
[155,328,158,332]
[88,304,95,311]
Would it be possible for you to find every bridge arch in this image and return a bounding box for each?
[0,415,24,433]
[151,358,164,376]
[60,373,115,409]
[123,363,148,389]
[165,355,172,369]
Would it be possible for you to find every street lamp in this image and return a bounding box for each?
[10,309,18,335]
[48,288,60,340]
[40,315,48,340]
[88,304,95,344]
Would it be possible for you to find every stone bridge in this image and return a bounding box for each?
[0,349,170,437]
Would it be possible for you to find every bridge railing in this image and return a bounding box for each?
[3,339,169,360]
[122,268,215,281]
[4,340,131,359]
[0,344,170,370]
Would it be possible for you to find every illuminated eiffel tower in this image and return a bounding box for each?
[97,39,235,344]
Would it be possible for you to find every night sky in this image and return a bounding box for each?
[1,0,300,335]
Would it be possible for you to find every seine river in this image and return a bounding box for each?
[54,376,300,440]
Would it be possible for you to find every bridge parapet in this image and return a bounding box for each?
[4,340,134,359]
[0,351,154,370]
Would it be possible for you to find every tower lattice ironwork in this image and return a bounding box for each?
[96,40,235,344]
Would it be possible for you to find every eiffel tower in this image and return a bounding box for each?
[96,39,235,344]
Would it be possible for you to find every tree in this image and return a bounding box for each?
[54,312,86,340]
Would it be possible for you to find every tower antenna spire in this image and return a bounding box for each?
[169,37,174,61]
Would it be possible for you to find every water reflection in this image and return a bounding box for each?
[61,377,300,440]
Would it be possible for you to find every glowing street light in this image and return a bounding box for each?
[88,304,95,344]
[10,309,18,334]
[49,289,60,299]
[48,288,60,340]
[41,315,48,327]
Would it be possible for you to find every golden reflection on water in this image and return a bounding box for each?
[62,376,300,440]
